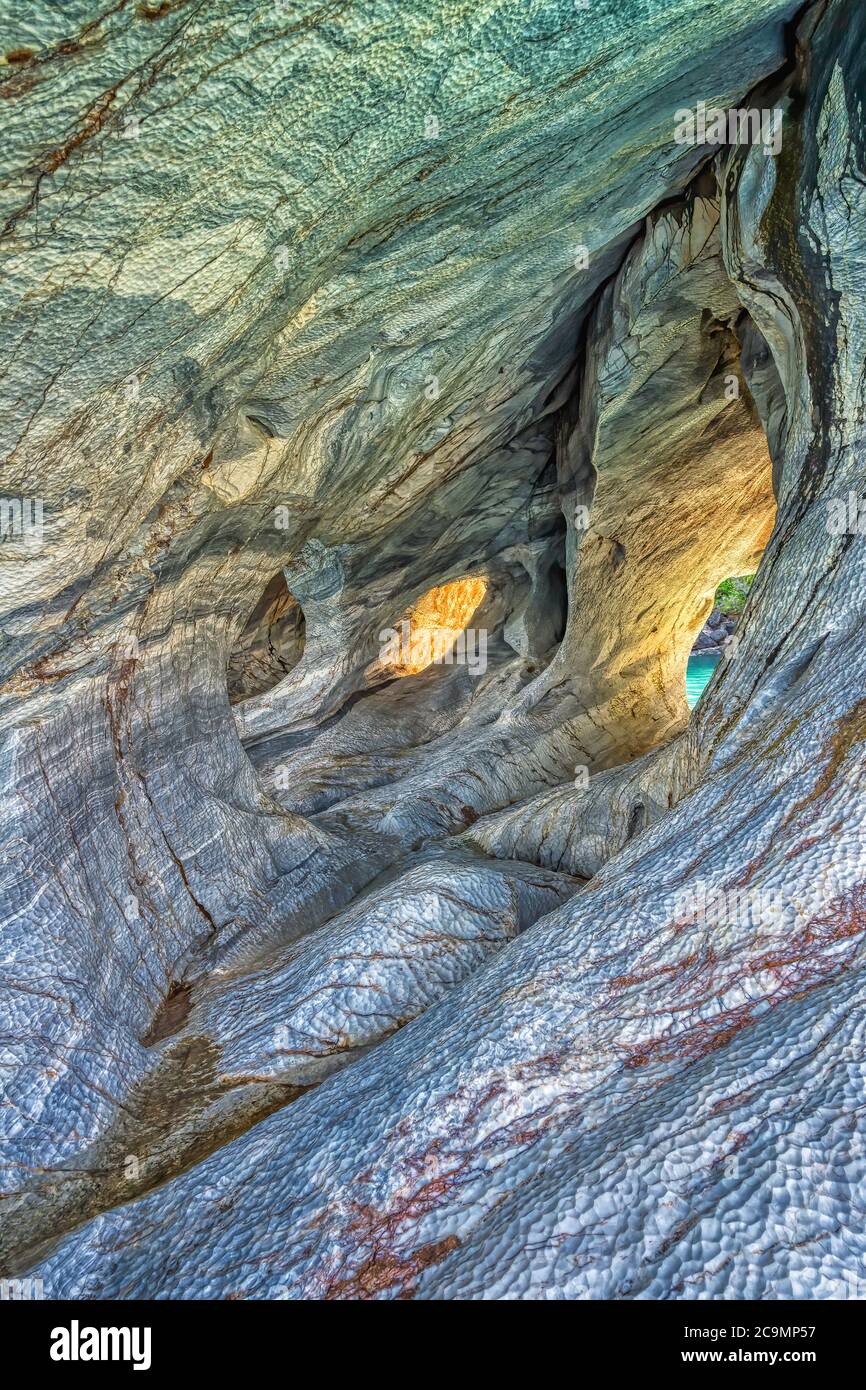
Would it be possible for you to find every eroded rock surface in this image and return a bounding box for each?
[2,0,864,1300]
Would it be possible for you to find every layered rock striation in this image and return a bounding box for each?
[1,0,864,1299]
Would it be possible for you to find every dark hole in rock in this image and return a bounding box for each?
[227,572,306,703]
[548,561,568,646]
[626,801,647,840]
[140,982,192,1048]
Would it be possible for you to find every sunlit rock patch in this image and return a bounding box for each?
[379,576,488,676]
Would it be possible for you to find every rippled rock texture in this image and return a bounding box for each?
[2,0,865,1299]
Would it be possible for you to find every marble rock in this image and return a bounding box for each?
[2,0,865,1300]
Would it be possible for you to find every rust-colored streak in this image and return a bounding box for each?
[323,1234,460,1301]
[42,84,121,175]
[610,952,699,990]
[735,700,866,891]
[624,1000,758,1069]
[623,882,866,1072]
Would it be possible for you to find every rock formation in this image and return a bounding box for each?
[1,0,864,1299]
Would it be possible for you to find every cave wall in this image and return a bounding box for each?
[2,0,864,1300]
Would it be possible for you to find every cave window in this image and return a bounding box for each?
[548,561,568,647]
[380,576,487,677]
[685,573,754,709]
[227,571,305,703]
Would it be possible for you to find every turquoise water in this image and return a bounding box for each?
[685,650,721,710]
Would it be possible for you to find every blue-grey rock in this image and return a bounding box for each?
[3,0,864,1302]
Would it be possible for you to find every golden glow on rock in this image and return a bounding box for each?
[388,576,487,675]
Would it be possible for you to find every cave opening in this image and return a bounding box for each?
[379,575,488,677]
[685,572,755,709]
[227,571,306,704]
